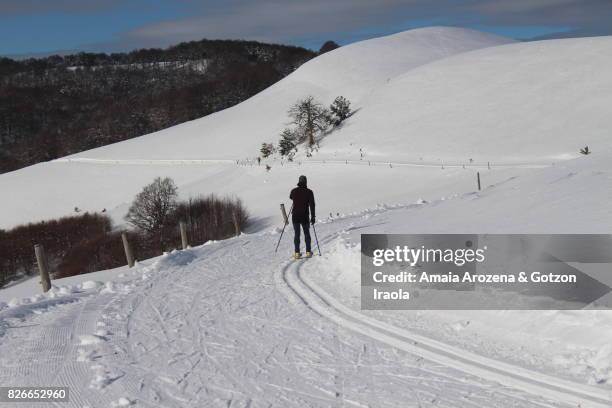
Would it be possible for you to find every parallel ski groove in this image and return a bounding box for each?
[281,255,612,408]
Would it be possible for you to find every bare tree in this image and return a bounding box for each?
[126,177,178,249]
[288,96,329,146]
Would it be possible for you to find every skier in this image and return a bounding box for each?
[289,175,315,259]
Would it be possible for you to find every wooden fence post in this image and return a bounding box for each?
[34,244,51,293]
[121,232,135,268]
[477,172,481,191]
[280,203,289,225]
[179,221,189,249]
[232,211,241,236]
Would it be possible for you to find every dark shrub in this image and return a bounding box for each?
[0,196,249,287]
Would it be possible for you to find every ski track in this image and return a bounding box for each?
[53,157,548,169]
[283,226,612,408]
[0,215,608,407]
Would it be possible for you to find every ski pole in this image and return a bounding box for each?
[312,223,322,256]
[274,205,293,253]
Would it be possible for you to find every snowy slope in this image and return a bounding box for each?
[2,155,612,407]
[325,35,612,163]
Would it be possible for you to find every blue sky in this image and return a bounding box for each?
[1,0,610,57]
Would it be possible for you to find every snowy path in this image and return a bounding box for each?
[3,223,601,407]
[287,243,612,408]
[54,156,549,169]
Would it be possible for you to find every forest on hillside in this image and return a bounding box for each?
[0,39,318,173]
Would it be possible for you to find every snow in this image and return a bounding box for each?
[2,224,604,407]
[79,334,105,345]
[110,398,133,407]
[1,26,612,407]
[0,261,144,304]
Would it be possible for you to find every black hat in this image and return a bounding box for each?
[298,175,307,187]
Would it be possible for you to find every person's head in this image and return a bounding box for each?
[297,175,307,187]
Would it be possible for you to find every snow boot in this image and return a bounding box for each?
[293,252,301,260]
[304,251,313,258]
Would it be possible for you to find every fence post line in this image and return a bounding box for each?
[179,221,189,249]
[232,211,241,236]
[477,172,481,191]
[280,203,289,225]
[121,232,135,268]
[34,244,51,293]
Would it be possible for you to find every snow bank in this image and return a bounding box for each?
[79,334,106,346]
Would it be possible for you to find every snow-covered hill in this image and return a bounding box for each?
[1,27,612,229]
[67,27,513,161]
[336,35,612,163]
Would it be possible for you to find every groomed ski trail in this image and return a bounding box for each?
[1,212,608,407]
[281,243,612,408]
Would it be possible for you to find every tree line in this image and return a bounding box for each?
[0,39,317,173]
[0,177,248,288]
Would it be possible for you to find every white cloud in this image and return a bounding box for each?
[0,0,122,14]
[121,0,433,47]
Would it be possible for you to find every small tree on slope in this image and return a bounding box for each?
[278,128,297,156]
[260,142,274,158]
[288,96,329,146]
[330,96,351,126]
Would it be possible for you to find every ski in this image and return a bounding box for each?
[292,252,313,260]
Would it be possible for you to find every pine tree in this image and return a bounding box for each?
[278,128,296,156]
[330,96,351,126]
[260,142,274,158]
[288,96,329,146]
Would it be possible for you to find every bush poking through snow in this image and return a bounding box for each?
[260,142,274,158]
[329,96,352,126]
[0,212,115,287]
[171,195,249,248]
[278,128,297,156]
[1,182,251,287]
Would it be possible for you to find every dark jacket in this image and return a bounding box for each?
[289,185,315,223]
